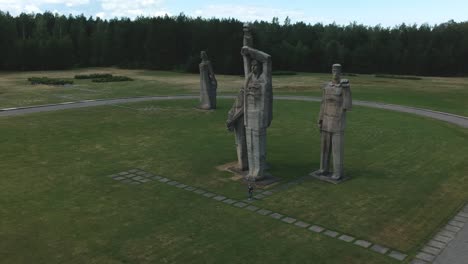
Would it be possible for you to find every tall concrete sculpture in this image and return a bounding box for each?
[241,46,273,181]
[226,23,253,171]
[312,64,352,183]
[199,51,217,110]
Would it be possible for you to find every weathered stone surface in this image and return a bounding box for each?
[184,186,195,191]
[245,205,259,211]
[308,225,325,233]
[152,175,162,180]
[416,252,435,262]
[133,176,144,181]
[338,235,354,242]
[422,246,441,255]
[194,189,206,194]
[370,244,389,254]
[434,234,453,243]
[257,209,272,215]
[270,213,284,219]
[136,178,150,183]
[118,172,129,176]
[136,171,146,175]
[449,220,465,228]
[234,202,247,208]
[438,230,456,239]
[129,169,139,173]
[323,230,339,238]
[354,240,372,248]
[454,216,468,223]
[124,174,135,178]
[222,198,236,204]
[114,176,125,181]
[122,179,133,184]
[428,239,446,249]
[312,64,352,182]
[199,51,217,110]
[388,251,407,261]
[294,221,310,228]
[254,194,265,199]
[458,212,468,218]
[176,183,187,188]
[214,195,227,201]
[262,191,274,196]
[445,225,461,232]
[410,260,429,264]
[159,178,169,183]
[168,181,179,186]
[203,193,216,198]
[281,217,296,224]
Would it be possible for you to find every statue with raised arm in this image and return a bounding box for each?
[241,45,273,181]
[311,64,352,183]
[226,24,253,171]
[199,51,217,110]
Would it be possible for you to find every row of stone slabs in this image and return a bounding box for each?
[107,168,407,262]
[411,204,468,264]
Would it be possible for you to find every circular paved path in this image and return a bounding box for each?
[1,95,467,128]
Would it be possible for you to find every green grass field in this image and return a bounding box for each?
[1,98,467,263]
[1,67,467,116]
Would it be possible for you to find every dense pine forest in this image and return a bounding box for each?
[0,11,467,76]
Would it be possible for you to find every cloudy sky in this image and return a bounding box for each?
[0,0,466,26]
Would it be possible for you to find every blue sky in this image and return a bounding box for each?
[1,0,466,26]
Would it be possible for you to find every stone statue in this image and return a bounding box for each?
[199,51,217,110]
[241,46,273,181]
[312,64,352,182]
[226,24,253,171]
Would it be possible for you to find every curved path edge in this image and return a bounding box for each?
[1,95,467,128]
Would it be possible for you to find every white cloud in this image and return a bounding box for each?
[98,0,170,19]
[192,4,332,25]
[0,0,89,15]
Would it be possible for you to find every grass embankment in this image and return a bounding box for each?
[0,67,467,116]
[1,99,467,263]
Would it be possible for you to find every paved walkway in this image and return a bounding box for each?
[1,95,467,128]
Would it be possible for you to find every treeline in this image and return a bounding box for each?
[0,11,467,76]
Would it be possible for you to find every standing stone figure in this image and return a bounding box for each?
[199,51,217,110]
[241,46,273,181]
[226,24,253,171]
[312,64,352,182]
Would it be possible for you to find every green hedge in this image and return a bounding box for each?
[91,76,133,82]
[75,73,113,79]
[375,74,422,80]
[28,77,74,85]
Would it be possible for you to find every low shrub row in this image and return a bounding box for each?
[375,74,422,80]
[74,73,113,79]
[91,76,133,82]
[342,73,358,76]
[28,77,74,85]
[272,71,297,76]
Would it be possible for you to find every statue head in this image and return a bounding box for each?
[243,23,250,33]
[332,64,342,84]
[251,60,262,76]
[200,51,208,61]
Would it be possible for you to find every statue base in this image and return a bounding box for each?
[309,170,349,185]
[217,161,279,188]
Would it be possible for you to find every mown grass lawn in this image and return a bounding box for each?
[1,67,467,116]
[1,99,467,263]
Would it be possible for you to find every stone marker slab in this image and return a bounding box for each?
[176,183,187,188]
[245,205,259,211]
[129,169,139,173]
[428,239,446,249]
[254,194,265,199]
[136,178,150,183]
[308,225,325,233]
[338,235,354,242]
[458,212,468,218]
[194,189,206,194]
[370,244,389,254]
[132,176,144,180]
[124,174,135,178]
[184,186,195,191]
[388,251,407,261]
[257,209,272,215]
[422,246,441,255]
[454,216,468,223]
[434,234,453,243]
[203,193,216,198]
[114,176,126,181]
[294,221,310,228]
[438,230,456,239]
[416,252,435,262]
[449,220,464,228]
[122,179,133,184]
[354,240,372,248]
[234,202,247,208]
[118,172,129,176]
[223,198,236,204]
[213,195,227,201]
[159,178,169,183]
[445,225,461,232]
[168,181,179,186]
[282,217,296,224]
[136,171,146,175]
[324,230,339,238]
[152,176,162,180]
[270,213,284,219]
